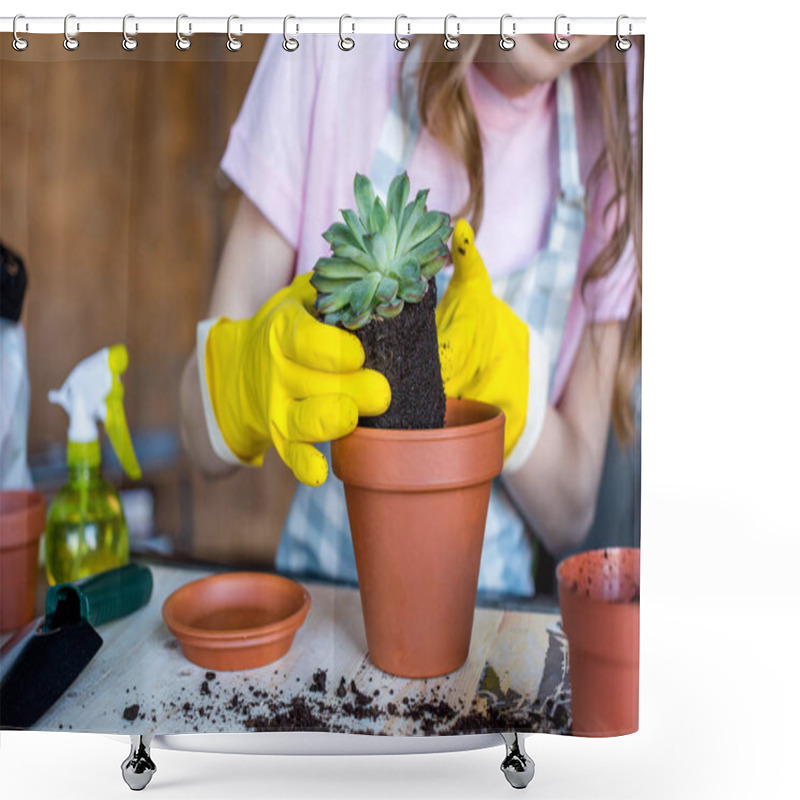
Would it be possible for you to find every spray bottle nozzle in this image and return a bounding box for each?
[50,345,141,479]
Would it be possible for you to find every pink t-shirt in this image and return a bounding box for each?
[221,35,638,403]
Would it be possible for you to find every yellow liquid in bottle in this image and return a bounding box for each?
[45,464,129,585]
[45,516,129,585]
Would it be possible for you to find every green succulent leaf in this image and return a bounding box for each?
[310,273,352,294]
[394,257,420,284]
[408,232,449,264]
[341,208,367,248]
[395,191,428,254]
[353,174,376,224]
[420,251,448,279]
[322,222,362,251]
[398,277,428,303]
[375,298,404,319]
[407,211,450,251]
[313,257,370,280]
[315,291,351,315]
[398,192,425,233]
[376,276,399,304]
[382,215,398,261]
[370,197,388,234]
[341,307,372,330]
[364,233,389,271]
[386,172,410,221]
[323,311,344,326]
[350,272,382,315]
[326,243,378,271]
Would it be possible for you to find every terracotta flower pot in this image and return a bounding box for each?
[162,572,311,671]
[331,397,504,678]
[557,547,640,736]
[0,490,47,632]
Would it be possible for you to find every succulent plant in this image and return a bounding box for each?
[312,172,452,330]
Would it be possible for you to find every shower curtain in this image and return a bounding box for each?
[0,23,643,742]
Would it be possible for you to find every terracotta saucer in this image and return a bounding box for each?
[162,572,311,671]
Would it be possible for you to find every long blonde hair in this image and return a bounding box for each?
[411,37,643,443]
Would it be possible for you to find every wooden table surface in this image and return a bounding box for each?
[1,563,571,736]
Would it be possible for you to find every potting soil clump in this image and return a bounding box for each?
[354,277,445,429]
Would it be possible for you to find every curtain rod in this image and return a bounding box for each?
[1,15,646,37]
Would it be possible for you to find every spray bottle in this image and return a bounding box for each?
[45,345,141,585]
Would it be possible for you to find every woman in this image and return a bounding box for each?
[179,33,643,596]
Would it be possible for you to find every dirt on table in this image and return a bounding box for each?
[119,669,569,736]
[309,669,327,694]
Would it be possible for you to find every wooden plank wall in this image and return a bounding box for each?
[0,34,296,565]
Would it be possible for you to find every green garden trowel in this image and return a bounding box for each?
[0,563,153,729]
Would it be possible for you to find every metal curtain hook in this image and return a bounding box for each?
[616,15,632,52]
[443,14,459,51]
[394,14,410,51]
[499,14,515,51]
[339,14,355,51]
[64,13,79,51]
[122,14,138,51]
[12,14,29,51]
[227,15,243,51]
[283,15,299,51]
[554,14,570,51]
[176,14,191,51]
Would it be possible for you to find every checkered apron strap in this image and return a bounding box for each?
[489,69,586,397]
[276,440,358,582]
[370,43,423,198]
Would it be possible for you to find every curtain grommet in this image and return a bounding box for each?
[499,14,516,51]
[227,15,243,52]
[338,14,355,51]
[12,15,29,51]
[63,13,79,51]
[394,15,410,51]
[283,15,299,52]
[554,14,570,51]
[176,13,191,51]
[122,14,138,51]
[443,14,460,51]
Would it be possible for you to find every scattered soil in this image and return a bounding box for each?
[119,669,568,736]
[352,278,445,430]
[349,679,373,707]
[244,696,329,732]
[310,669,327,694]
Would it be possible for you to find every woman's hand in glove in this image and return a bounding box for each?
[201,273,390,486]
[437,220,547,469]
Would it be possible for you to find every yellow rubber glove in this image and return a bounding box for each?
[203,273,391,486]
[436,220,531,461]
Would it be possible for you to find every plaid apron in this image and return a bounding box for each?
[277,48,586,595]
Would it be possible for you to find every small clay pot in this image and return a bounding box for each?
[557,547,640,736]
[0,490,46,632]
[162,572,311,671]
[332,397,504,679]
